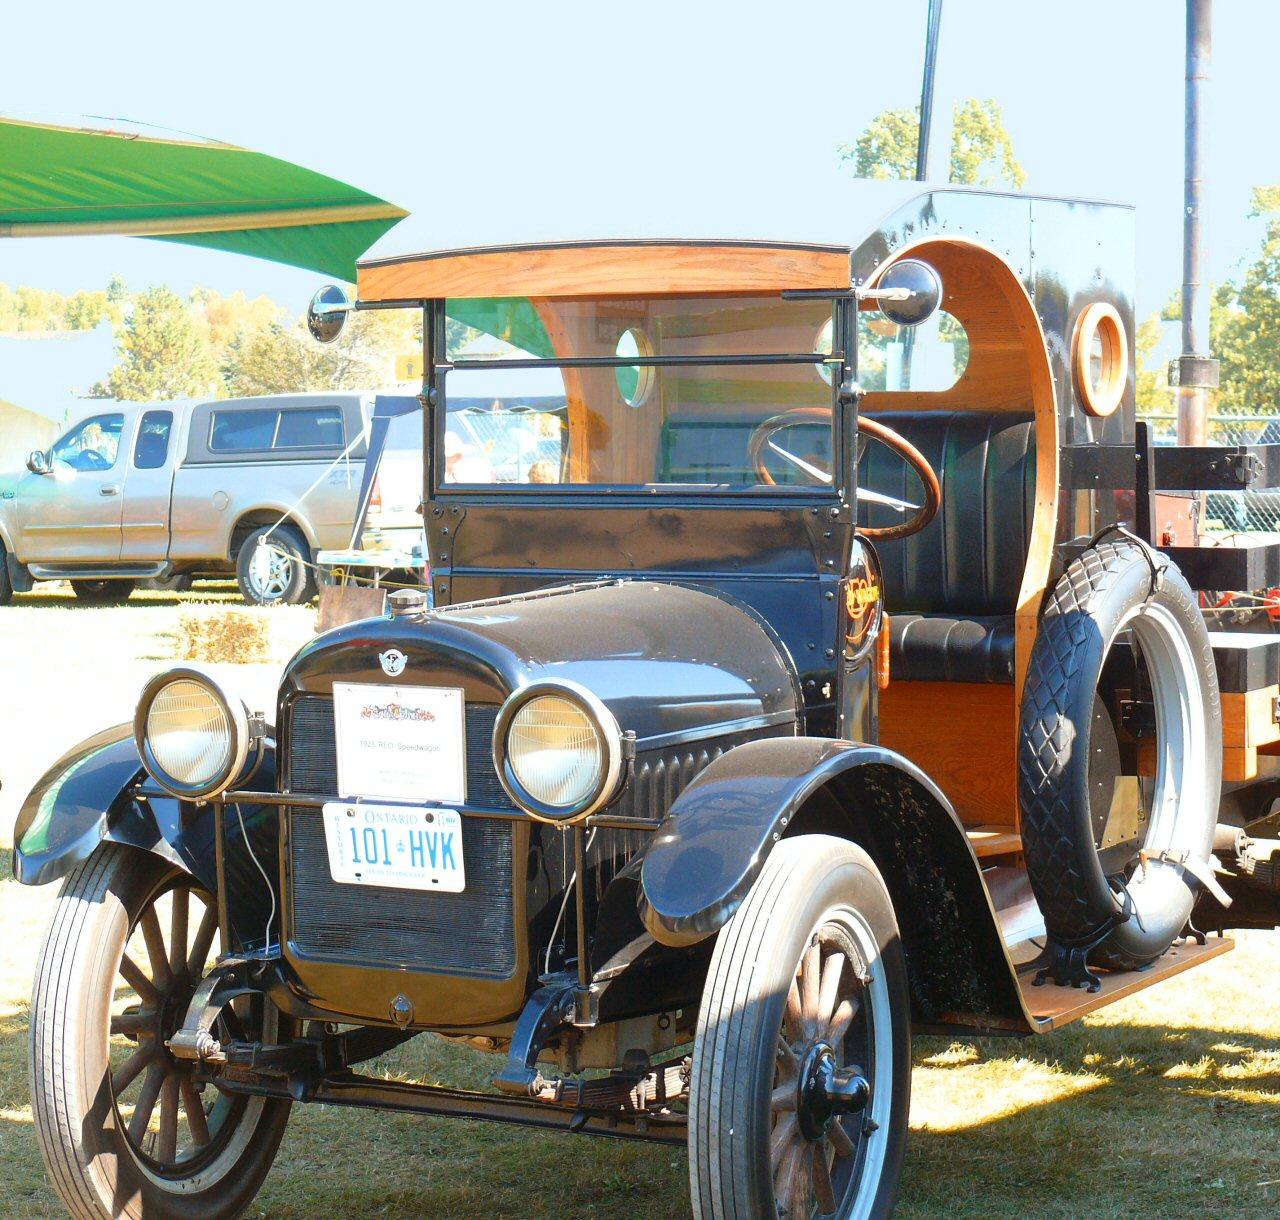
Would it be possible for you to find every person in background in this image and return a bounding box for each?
[526,459,558,484]
[443,430,494,483]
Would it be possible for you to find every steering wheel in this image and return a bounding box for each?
[747,407,941,541]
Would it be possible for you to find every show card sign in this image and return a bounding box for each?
[332,683,467,804]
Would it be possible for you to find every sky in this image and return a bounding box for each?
[3,0,1276,321]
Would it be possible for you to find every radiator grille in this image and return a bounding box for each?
[285,694,516,977]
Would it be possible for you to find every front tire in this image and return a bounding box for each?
[30,844,290,1219]
[690,835,910,1220]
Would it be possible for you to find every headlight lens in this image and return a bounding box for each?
[135,669,252,798]
[497,685,622,819]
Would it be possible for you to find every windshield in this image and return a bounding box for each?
[439,295,837,490]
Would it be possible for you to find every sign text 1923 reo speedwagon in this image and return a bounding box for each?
[17,185,1280,1218]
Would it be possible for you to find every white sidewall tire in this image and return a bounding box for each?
[689,834,911,1220]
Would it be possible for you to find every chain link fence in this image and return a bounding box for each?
[1140,411,1280,536]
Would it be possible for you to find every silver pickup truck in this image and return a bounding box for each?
[0,392,423,605]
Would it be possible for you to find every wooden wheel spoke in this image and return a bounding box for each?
[181,1074,211,1147]
[118,953,158,1005]
[790,1138,814,1217]
[111,1046,152,1095]
[775,1138,807,1216]
[156,1073,179,1163]
[770,1112,797,1170]
[128,1063,166,1144]
[776,1035,799,1078]
[139,908,172,988]
[169,886,189,976]
[828,1118,856,1159]
[785,977,805,1043]
[817,951,846,1029]
[827,997,857,1047]
[110,1008,153,1038]
[800,941,822,1034]
[188,904,218,977]
[812,1142,837,1215]
[771,1081,797,1113]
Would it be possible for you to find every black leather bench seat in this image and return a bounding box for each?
[860,410,1036,686]
[888,613,1016,684]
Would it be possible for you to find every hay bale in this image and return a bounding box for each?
[175,607,272,664]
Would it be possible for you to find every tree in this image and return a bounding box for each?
[99,286,218,400]
[222,303,421,397]
[1135,312,1172,414]
[839,97,1026,189]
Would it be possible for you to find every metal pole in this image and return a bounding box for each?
[1177,0,1218,445]
[915,0,945,181]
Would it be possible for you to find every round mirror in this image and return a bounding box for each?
[307,284,352,344]
[874,259,943,328]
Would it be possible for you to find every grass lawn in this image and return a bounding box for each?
[1,591,1278,1217]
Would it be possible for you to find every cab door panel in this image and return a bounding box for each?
[119,409,177,562]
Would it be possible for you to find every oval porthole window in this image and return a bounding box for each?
[814,317,836,385]
[1073,302,1128,417]
[615,328,655,408]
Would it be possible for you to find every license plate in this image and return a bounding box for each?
[321,802,466,893]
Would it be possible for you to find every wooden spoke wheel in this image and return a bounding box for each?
[690,835,911,1220]
[30,844,292,1219]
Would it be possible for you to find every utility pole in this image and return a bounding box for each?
[1176,0,1219,445]
[914,0,946,181]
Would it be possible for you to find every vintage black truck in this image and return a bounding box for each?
[14,184,1280,1219]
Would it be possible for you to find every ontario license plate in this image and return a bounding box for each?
[321,802,466,893]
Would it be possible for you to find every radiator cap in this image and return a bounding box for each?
[389,589,428,618]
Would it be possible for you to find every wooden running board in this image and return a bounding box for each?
[966,825,1022,858]
[1021,936,1234,1031]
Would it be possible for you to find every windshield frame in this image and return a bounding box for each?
[425,295,849,501]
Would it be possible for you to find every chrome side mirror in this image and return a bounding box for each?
[861,259,943,328]
[307,284,353,344]
[26,449,51,475]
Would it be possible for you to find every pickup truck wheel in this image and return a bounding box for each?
[689,835,910,1220]
[30,843,291,1220]
[0,542,12,605]
[236,524,315,606]
[71,579,136,603]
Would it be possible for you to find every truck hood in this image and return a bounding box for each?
[281,579,801,746]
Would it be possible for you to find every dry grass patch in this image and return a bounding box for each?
[173,606,274,663]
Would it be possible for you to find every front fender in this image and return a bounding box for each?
[13,726,216,898]
[640,737,1028,1032]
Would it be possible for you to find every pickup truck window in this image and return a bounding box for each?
[209,406,345,453]
[276,407,344,449]
[50,413,124,472]
[133,411,173,470]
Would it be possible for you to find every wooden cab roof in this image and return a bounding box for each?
[357,239,853,301]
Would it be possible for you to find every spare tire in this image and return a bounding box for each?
[1018,537,1221,968]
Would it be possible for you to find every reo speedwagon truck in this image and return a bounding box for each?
[16,185,1280,1219]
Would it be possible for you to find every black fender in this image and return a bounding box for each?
[12,725,279,951]
[640,737,1027,1031]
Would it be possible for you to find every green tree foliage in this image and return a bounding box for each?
[99,286,218,400]
[0,283,125,332]
[1135,313,1172,414]
[839,98,1026,188]
[222,305,421,398]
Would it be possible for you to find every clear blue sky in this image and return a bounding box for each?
[4,0,1275,320]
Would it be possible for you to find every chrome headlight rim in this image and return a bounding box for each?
[493,679,623,823]
[133,666,253,800]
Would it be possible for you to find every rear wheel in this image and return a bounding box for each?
[30,844,290,1219]
[236,524,315,606]
[71,578,136,603]
[0,541,12,605]
[690,835,910,1219]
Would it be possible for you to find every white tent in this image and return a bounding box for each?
[0,322,114,465]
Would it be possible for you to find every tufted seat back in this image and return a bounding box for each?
[858,411,1037,617]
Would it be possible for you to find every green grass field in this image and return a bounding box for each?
[1,589,1278,1217]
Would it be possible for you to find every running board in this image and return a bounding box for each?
[1021,935,1234,1031]
[28,562,168,579]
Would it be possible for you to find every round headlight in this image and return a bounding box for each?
[135,668,253,799]
[495,682,623,821]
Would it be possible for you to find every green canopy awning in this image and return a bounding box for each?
[0,115,406,278]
